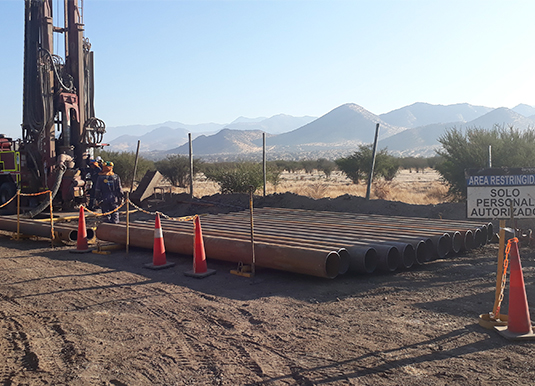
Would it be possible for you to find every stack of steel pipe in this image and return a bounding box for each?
[96,220,342,279]
[95,208,493,279]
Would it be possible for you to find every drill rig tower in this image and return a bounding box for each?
[0,0,106,215]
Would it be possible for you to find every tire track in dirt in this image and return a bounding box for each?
[0,309,23,385]
[0,307,67,385]
[130,290,273,384]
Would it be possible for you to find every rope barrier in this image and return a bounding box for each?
[5,188,199,250]
[127,199,198,222]
[1,189,206,222]
[81,198,198,222]
[0,193,17,208]
[19,190,51,197]
[0,190,51,209]
[82,200,126,217]
[492,237,515,318]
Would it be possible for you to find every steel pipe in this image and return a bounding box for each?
[346,246,378,274]
[96,223,340,279]
[448,231,463,254]
[249,208,489,248]
[167,217,444,264]
[142,220,349,274]
[430,233,451,260]
[374,244,400,272]
[156,218,426,267]
[337,248,350,275]
[0,217,92,241]
[218,211,475,253]
[379,241,415,269]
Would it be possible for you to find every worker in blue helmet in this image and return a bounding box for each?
[94,161,124,223]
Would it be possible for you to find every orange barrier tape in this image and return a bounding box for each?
[0,193,16,208]
[0,190,52,209]
[83,200,127,217]
[20,190,52,197]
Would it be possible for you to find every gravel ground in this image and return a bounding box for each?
[0,193,534,385]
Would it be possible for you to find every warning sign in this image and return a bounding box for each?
[466,168,535,219]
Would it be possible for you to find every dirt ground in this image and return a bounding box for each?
[1,192,535,385]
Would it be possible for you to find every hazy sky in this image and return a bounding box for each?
[1,0,535,139]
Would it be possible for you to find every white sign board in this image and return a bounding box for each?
[466,169,535,219]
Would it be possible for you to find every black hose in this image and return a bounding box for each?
[25,165,66,219]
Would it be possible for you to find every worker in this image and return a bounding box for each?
[86,158,102,210]
[94,161,124,223]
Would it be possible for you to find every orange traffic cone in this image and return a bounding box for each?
[70,206,91,253]
[143,213,175,270]
[495,238,535,340]
[184,216,216,278]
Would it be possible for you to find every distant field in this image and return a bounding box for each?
[175,167,450,205]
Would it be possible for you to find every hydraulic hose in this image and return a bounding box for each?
[25,165,66,218]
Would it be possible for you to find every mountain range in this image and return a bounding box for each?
[105,102,535,160]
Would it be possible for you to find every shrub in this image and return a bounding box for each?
[155,155,202,187]
[436,125,535,199]
[301,160,316,174]
[398,157,429,172]
[316,158,336,178]
[203,161,263,194]
[335,145,399,184]
[267,165,283,192]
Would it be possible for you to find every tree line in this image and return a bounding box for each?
[95,148,440,195]
[96,124,535,199]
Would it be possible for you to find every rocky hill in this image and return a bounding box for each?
[170,129,270,156]
[266,104,404,148]
[109,102,535,159]
[379,102,492,128]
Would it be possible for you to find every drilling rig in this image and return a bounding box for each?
[0,0,106,216]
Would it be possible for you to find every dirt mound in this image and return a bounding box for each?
[138,192,467,222]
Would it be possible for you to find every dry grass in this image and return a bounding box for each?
[170,168,450,205]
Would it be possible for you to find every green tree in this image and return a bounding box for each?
[301,160,316,174]
[398,156,429,172]
[335,145,399,184]
[436,125,535,199]
[267,165,283,192]
[95,150,154,187]
[203,161,263,194]
[316,158,336,178]
[155,155,201,187]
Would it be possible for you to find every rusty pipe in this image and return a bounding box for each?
[213,212,474,254]
[96,223,340,279]
[248,209,490,248]
[168,217,447,263]
[157,218,424,271]
[225,211,475,240]
[256,207,491,229]
[0,217,93,241]
[251,207,489,233]
[141,220,350,274]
